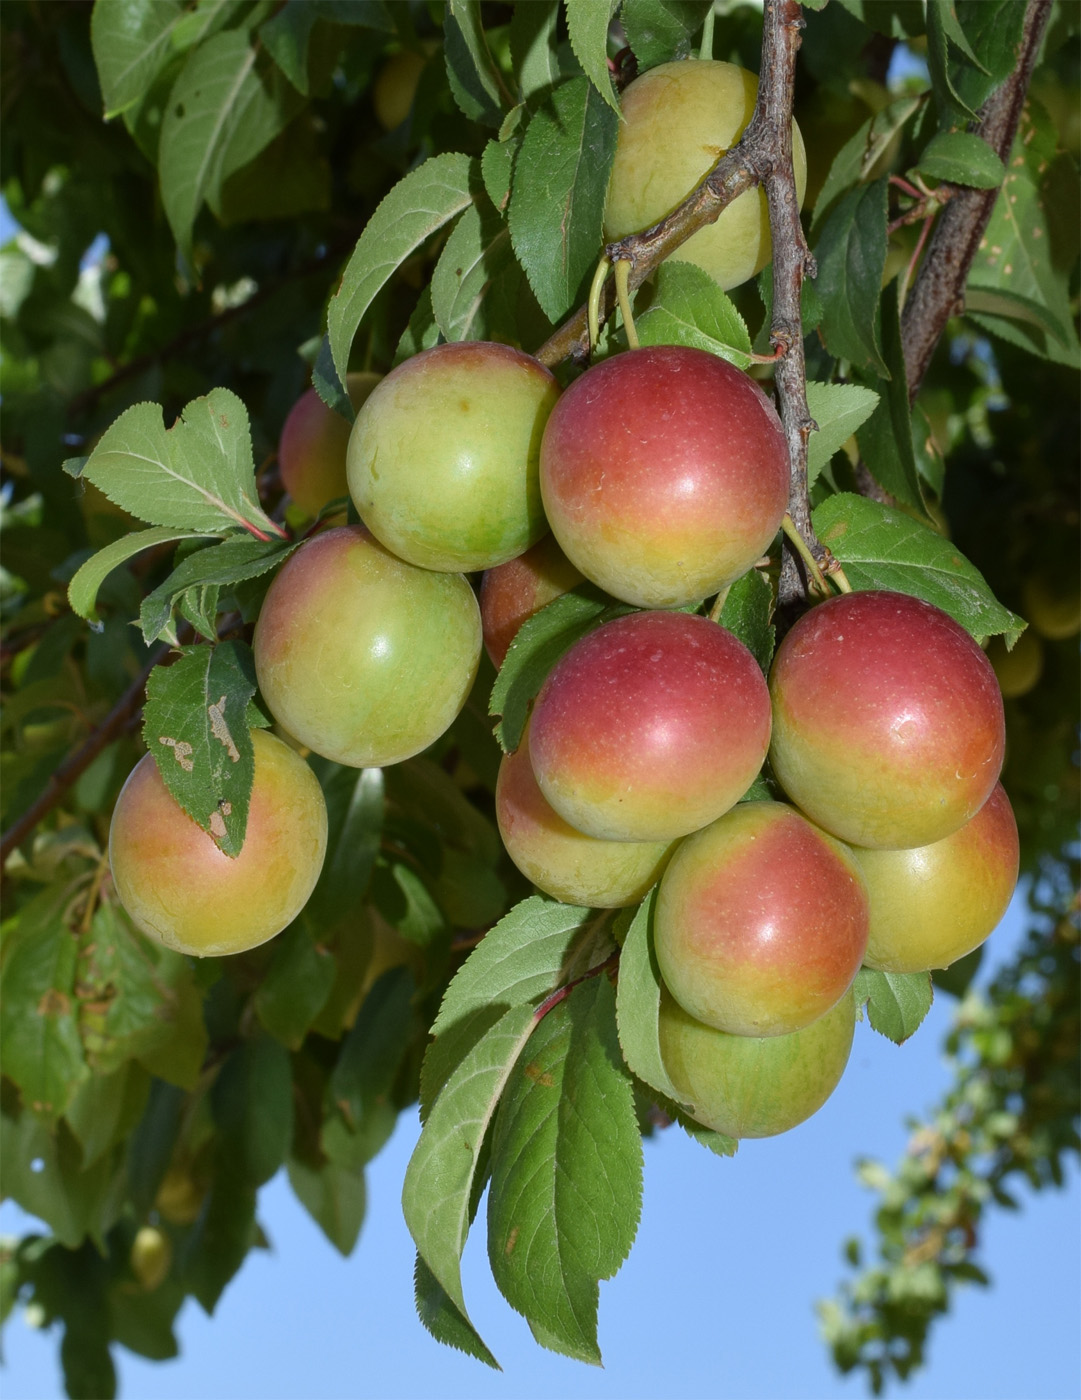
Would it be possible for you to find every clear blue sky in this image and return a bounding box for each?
[2,886,1079,1400]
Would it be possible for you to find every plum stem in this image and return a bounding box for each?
[613,259,640,349]
[587,255,610,354]
[781,515,831,597]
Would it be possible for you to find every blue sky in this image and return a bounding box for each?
[2,886,1079,1400]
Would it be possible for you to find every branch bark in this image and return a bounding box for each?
[900,0,1053,400]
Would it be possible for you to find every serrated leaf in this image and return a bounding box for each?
[812,95,924,232]
[402,1001,537,1329]
[159,32,302,259]
[509,1,559,101]
[68,527,211,625]
[912,131,1004,189]
[813,494,1025,643]
[487,976,642,1364]
[0,887,88,1123]
[621,0,714,68]
[804,382,880,487]
[141,640,258,856]
[950,0,1027,112]
[854,283,925,509]
[431,200,519,343]
[853,967,933,1043]
[481,133,518,212]
[614,889,684,1104]
[718,568,774,674]
[139,536,296,644]
[65,390,284,540]
[814,178,889,375]
[636,261,752,368]
[508,76,619,323]
[565,0,620,115]
[926,0,977,122]
[445,0,508,126]
[90,0,187,118]
[489,584,631,753]
[304,766,384,929]
[287,1155,366,1256]
[328,152,475,388]
[415,1255,501,1368]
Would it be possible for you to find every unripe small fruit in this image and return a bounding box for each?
[1023,574,1081,641]
[659,988,856,1139]
[496,723,676,908]
[529,611,772,843]
[252,525,481,768]
[347,342,560,572]
[109,730,328,958]
[373,49,426,131]
[130,1226,172,1291]
[987,629,1044,698]
[856,783,1020,974]
[655,801,869,1037]
[539,346,789,608]
[769,591,1006,849]
[605,59,807,291]
[279,373,381,519]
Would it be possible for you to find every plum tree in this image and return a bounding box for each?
[539,346,790,607]
[605,59,807,290]
[654,802,869,1037]
[346,341,561,572]
[278,372,381,519]
[768,591,1006,849]
[496,722,675,908]
[108,729,328,957]
[659,986,856,1139]
[480,535,584,670]
[528,610,772,842]
[252,525,481,767]
[856,783,1020,974]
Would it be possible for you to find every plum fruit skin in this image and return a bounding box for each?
[252,525,481,768]
[278,373,381,519]
[479,535,585,671]
[659,988,856,1139]
[346,341,560,573]
[528,610,772,844]
[539,346,789,609]
[654,801,869,1037]
[604,59,807,292]
[109,729,328,958]
[768,590,1006,850]
[856,782,1020,973]
[496,723,676,909]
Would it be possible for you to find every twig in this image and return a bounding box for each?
[900,0,1052,401]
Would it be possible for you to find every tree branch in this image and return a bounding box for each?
[900,0,1052,401]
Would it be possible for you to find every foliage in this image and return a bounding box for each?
[0,0,1077,1396]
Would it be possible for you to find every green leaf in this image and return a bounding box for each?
[636,261,752,368]
[402,1001,537,1331]
[159,32,302,259]
[805,381,880,488]
[328,152,475,388]
[812,95,924,232]
[415,1255,501,1369]
[912,131,1005,189]
[950,0,1027,112]
[68,527,211,625]
[621,0,714,68]
[565,0,621,115]
[481,134,517,213]
[718,568,775,675]
[854,968,933,1043]
[445,0,508,126]
[614,889,685,1104]
[139,536,297,644]
[508,0,559,102]
[813,494,1025,643]
[65,390,285,540]
[64,1060,149,1169]
[183,1171,257,1313]
[329,966,416,1152]
[489,584,631,754]
[253,923,337,1049]
[90,0,186,119]
[508,76,619,323]
[487,976,642,1364]
[133,955,209,1091]
[141,640,259,856]
[0,888,88,1123]
[211,1035,294,1187]
[814,178,889,375]
[926,0,977,122]
[287,1155,366,1256]
[0,1111,121,1249]
[430,200,520,344]
[855,283,925,509]
[304,766,385,929]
